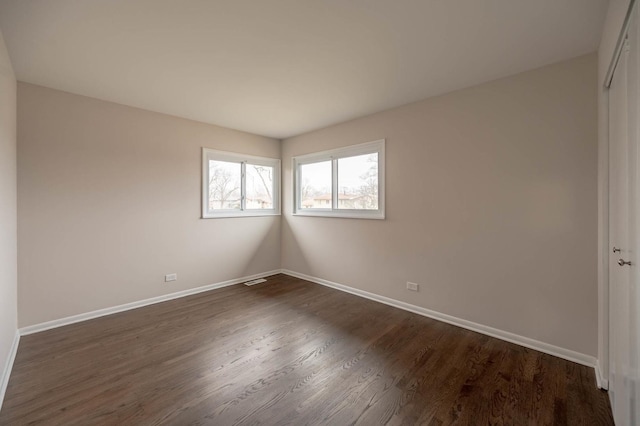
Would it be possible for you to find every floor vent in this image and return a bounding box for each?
[244,278,267,286]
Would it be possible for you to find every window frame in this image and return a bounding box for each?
[202,148,281,219]
[293,139,385,219]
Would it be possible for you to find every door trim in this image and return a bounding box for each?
[605,0,638,88]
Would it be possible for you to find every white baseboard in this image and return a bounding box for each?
[19,270,282,336]
[13,268,602,390]
[281,269,598,369]
[0,331,20,412]
[595,360,609,390]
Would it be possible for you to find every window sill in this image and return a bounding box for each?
[292,210,384,220]
[202,212,281,219]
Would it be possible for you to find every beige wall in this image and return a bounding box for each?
[282,54,598,357]
[0,29,17,384]
[597,0,632,383]
[17,83,281,327]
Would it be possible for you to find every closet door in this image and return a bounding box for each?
[608,5,640,425]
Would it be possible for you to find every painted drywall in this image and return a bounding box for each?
[0,28,17,391]
[17,83,281,327]
[282,54,598,357]
[597,0,632,386]
[0,1,607,139]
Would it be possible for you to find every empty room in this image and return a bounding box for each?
[0,0,638,424]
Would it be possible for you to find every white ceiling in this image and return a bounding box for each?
[0,0,608,139]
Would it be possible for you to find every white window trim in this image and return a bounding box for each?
[293,139,385,220]
[202,148,281,218]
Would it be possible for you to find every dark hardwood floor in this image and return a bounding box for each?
[0,274,612,425]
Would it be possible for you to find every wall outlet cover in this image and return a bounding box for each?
[406,282,419,292]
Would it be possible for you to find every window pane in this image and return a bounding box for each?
[246,164,274,210]
[300,161,332,209]
[208,160,241,210]
[337,153,378,210]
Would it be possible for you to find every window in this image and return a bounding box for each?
[202,148,280,218]
[293,139,385,219]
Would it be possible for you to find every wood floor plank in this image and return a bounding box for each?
[0,274,613,425]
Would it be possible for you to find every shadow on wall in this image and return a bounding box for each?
[239,217,283,278]
[280,216,311,275]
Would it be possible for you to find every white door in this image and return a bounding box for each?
[609,5,640,425]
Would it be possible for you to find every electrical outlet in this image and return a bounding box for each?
[165,273,177,282]
[406,282,419,292]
